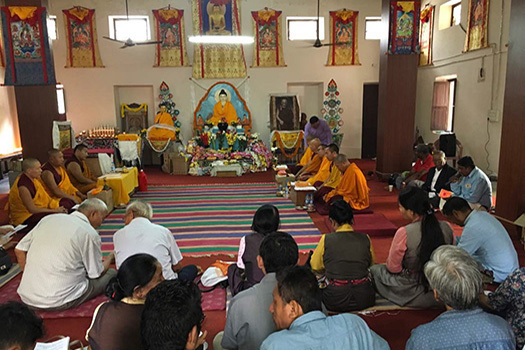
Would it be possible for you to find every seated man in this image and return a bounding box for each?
[406,245,515,349]
[149,103,176,140]
[8,158,69,229]
[208,89,239,125]
[396,144,435,189]
[313,144,342,201]
[142,280,207,350]
[443,197,519,283]
[0,302,44,350]
[314,154,369,215]
[304,116,332,146]
[289,136,315,175]
[216,232,299,350]
[300,144,329,182]
[114,201,197,282]
[261,266,389,350]
[66,144,98,195]
[422,150,457,208]
[15,199,116,310]
[41,149,86,204]
[450,156,492,210]
[295,138,322,179]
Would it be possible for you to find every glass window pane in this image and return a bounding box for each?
[452,4,461,26]
[114,18,149,41]
[287,17,324,41]
[47,16,57,40]
[365,18,382,40]
[56,85,66,115]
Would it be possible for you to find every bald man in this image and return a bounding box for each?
[295,138,322,178]
[66,144,97,194]
[314,154,369,215]
[8,158,70,231]
[41,150,86,204]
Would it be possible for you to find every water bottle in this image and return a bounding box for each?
[284,181,289,198]
[307,194,315,212]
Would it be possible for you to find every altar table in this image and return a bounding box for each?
[97,167,139,206]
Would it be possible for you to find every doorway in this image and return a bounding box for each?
[287,82,324,120]
[361,83,379,159]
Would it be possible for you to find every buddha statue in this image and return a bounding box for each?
[207,4,231,35]
[208,89,239,125]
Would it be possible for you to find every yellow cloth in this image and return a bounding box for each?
[310,224,375,272]
[97,167,139,206]
[9,7,37,20]
[322,164,342,189]
[307,158,332,185]
[298,148,313,167]
[149,112,176,140]
[41,165,81,201]
[69,160,97,195]
[325,163,370,210]
[8,175,60,226]
[301,154,322,175]
[208,101,239,125]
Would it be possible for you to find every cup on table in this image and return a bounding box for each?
[388,185,393,192]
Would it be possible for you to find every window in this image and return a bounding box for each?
[451,3,461,26]
[287,17,324,41]
[431,78,457,133]
[109,15,150,42]
[56,84,66,115]
[47,15,57,40]
[365,17,382,40]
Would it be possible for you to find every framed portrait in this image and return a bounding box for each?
[269,94,300,131]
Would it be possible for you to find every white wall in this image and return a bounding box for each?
[44,0,381,158]
[415,0,509,174]
[0,86,21,155]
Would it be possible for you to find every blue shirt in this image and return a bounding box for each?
[406,308,516,350]
[457,210,519,283]
[304,119,333,146]
[451,167,492,209]
[260,311,390,350]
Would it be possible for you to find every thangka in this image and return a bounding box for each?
[388,1,421,54]
[321,79,344,133]
[327,9,360,66]
[251,9,285,67]
[152,7,189,67]
[0,6,56,85]
[464,0,489,52]
[192,0,247,79]
[62,7,104,68]
[419,5,434,66]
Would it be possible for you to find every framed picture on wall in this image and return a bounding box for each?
[269,94,300,131]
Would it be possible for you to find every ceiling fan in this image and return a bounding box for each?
[312,0,342,48]
[103,0,161,49]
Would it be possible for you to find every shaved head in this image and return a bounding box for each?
[22,158,40,171]
[48,149,65,167]
[334,154,349,164]
[48,149,61,157]
[309,138,321,152]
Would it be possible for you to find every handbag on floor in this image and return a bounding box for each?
[0,248,13,276]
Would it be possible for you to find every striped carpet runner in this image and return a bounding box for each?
[98,183,321,256]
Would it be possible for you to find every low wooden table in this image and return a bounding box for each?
[290,187,316,207]
[210,164,243,177]
[97,167,139,207]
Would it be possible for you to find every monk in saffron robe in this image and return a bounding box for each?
[149,104,176,140]
[291,137,320,175]
[304,145,331,183]
[8,158,70,231]
[296,138,322,179]
[314,154,370,215]
[313,144,342,202]
[66,144,97,195]
[41,149,86,204]
[208,89,239,125]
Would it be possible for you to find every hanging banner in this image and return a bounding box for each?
[464,0,489,52]
[191,0,247,79]
[0,7,56,85]
[327,9,360,66]
[388,1,421,55]
[62,7,104,68]
[0,16,5,67]
[152,7,189,67]
[419,5,434,66]
[251,9,285,68]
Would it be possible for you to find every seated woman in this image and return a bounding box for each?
[310,200,375,312]
[208,89,239,125]
[8,158,69,230]
[87,254,164,350]
[480,267,525,349]
[66,144,98,194]
[148,103,176,140]
[370,187,453,308]
[227,204,280,296]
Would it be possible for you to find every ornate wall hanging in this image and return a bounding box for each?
[388,1,421,54]
[321,79,344,134]
[327,9,360,66]
[251,8,285,67]
[1,6,56,85]
[419,5,434,66]
[152,7,189,67]
[191,0,247,79]
[464,0,489,52]
[62,6,104,68]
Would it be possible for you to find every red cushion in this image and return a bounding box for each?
[324,213,397,237]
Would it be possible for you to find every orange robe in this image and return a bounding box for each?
[298,147,313,166]
[301,154,322,175]
[40,164,81,201]
[307,157,331,185]
[325,163,370,210]
[323,163,342,189]
[149,112,176,140]
[8,175,60,226]
[66,158,97,195]
[209,101,238,125]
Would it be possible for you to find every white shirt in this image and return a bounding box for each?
[114,217,182,280]
[16,212,104,309]
[429,168,442,198]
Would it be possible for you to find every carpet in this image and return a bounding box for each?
[98,183,322,256]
